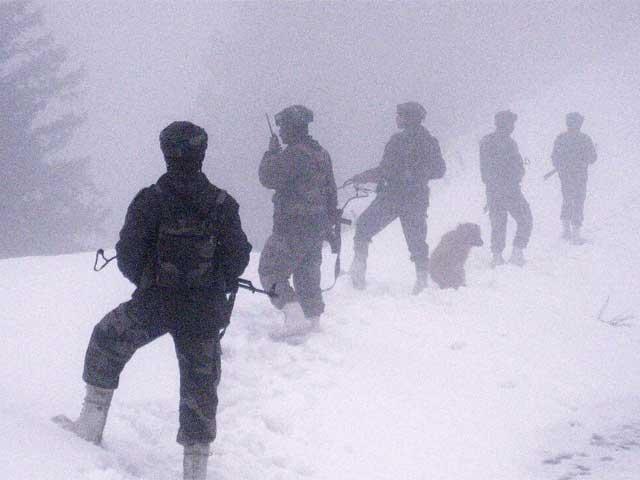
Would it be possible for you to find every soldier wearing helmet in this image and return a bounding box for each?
[57,121,252,480]
[480,110,532,267]
[551,112,597,244]
[348,101,446,294]
[259,105,338,338]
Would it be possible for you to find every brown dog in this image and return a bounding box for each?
[429,223,483,289]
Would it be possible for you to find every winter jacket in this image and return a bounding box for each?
[357,125,446,206]
[114,171,252,336]
[259,136,338,238]
[480,132,525,190]
[552,131,597,182]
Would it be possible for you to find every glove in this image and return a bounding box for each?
[268,134,281,153]
[350,173,365,184]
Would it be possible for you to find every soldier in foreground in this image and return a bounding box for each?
[348,102,446,294]
[551,112,597,244]
[53,122,252,480]
[480,110,532,267]
[258,105,338,338]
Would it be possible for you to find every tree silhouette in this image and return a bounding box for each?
[0,0,105,259]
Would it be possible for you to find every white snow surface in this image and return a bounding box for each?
[3,74,640,479]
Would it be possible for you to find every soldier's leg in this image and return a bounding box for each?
[569,180,588,244]
[83,301,167,390]
[292,238,324,319]
[174,334,221,447]
[560,178,572,226]
[56,301,166,444]
[258,233,296,310]
[354,196,399,246]
[509,189,533,250]
[174,334,221,479]
[399,209,429,294]
[488,202,508,256]
[572,180,587,228]
[351,196,398,287]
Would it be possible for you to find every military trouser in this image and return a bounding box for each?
[353,195,429,269]
[486,186,533,254]
[83,302,221,446]
[560,178,587,227]
[258,232,324,318]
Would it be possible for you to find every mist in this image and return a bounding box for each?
[29,0,640,249]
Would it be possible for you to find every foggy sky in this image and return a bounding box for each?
[38,0,640,249]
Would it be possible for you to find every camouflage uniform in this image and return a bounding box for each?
[480,111,532,258]
[351,102,446,291]
[258,106,337,319]
[83,124,252,447]
[551,113,597,229]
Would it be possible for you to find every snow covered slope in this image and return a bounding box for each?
[2,65,640,478]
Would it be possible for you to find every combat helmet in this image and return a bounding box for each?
[274,105,314,128]
[397,102,427,122]
[494,110,518,128]
[159,121,208,159]
[566,112,584,129]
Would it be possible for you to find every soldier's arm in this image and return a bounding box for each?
[115,188,161,286]
[426,137,446,180]
[584,136,597,165]
[551,136,562,169]
[377,134,402,182]
[352,166,382,184]
[325,152,339,220]
[479,138,491,184]
[512,139,525,181]
[259,149,294,190]
[216,196,252,285]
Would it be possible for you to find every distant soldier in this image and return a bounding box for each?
[259,105,338,338]
[551,112,597,244]
[480,110,532,267]
[54,121,252,480]
[348,102,446,294]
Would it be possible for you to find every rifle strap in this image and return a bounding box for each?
[321,252,341,293]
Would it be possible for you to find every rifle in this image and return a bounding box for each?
[265,113,275,137]
[322,212,352,292]
[321,180,373,292]
[92,249,276,298]
[543,168,557,180]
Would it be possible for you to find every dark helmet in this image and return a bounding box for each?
[494,110,518,128]
[274,105,314,128]
[397,102,426,122]
[566,112,584,129]
[159,121,208,158]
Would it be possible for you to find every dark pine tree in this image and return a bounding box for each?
[0,0,105,259]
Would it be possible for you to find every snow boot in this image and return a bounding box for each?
[269,301,311,340]
[490,252,505,268]
[183,443,210,480]
[561,220,571,240]
[349,242,368,290]
[570,226,586,245]
[508,247,526,266]
[412,266,428,295]
[309,315,321,332]
[53,384,114,444]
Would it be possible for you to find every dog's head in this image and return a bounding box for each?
[455,223,483,247]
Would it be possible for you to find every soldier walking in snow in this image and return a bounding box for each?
[551,112,597,244]
[54,121,252,480]
[480,110,533,267]
[258,105,338,338]
[348,102,446,294]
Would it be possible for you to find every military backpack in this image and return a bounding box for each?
[152,184,227,289]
